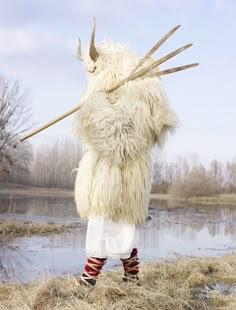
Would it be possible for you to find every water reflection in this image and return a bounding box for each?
[0,197,78,221]
[0,197,236,282]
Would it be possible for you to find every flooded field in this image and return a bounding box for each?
[0,196,236,283]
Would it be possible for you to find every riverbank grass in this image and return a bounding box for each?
[188,194,236,205]
[151,193,236,206]
[1,183,236,205]
[0,220,73,240]
[0,254,236,309]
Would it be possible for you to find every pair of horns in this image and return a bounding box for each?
[77,18,99,62]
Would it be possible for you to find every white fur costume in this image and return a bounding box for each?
[73,41,177,258]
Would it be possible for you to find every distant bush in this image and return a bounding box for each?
[169,165,220,198]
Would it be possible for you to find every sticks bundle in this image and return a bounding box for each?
[20,25,198,142]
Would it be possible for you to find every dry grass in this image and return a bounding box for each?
[0,254,236,309]
[150,193,236,206]
[150,193,172,201]
[188,194,236,205]
[0,220,76,240]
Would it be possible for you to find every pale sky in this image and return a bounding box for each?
[0,0,235,163]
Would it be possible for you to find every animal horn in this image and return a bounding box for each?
[77,38,83,61]
[89,17,99,61]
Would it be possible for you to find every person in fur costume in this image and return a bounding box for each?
[73,20,196,286]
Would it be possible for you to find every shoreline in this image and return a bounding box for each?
[1,183,236,206]
[0,183,74,199]
[150,193,236,206]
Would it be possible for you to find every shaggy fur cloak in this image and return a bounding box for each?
[73,41,177,225]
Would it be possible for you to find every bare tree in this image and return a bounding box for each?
[0,75,33,181]
[209,159,224,192]
[225,160,236,193]
[30,139,82,189]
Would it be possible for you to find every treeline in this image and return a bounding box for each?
[0,75,82,189]
[2,138,83,189]
[152,156,236,197]
[1,138,83,189]
[1,75,236,197]
[30,139,82,189]
[2,136,236,198]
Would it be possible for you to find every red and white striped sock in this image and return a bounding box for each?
[121,248,139,281]
[80,257,107,286]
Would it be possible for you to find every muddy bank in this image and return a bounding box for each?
[1,254,236,310]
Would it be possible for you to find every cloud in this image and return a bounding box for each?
[0,25,56,54]
[0,0,73,26]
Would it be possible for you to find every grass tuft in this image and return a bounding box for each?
[0,220,76,241]
[0,254,236,309]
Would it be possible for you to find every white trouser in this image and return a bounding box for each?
[86,217,136,259]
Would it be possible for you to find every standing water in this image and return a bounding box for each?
[0,197,236,282]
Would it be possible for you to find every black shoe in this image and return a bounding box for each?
[77,273,97,287]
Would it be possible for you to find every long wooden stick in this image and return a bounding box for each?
[20,40,197,142]
[20,62,199,143]
[129,25,181,75]
[20,103,84,142]
[107,43,192,93]
[19,77,126,142]
[149,63,199,77]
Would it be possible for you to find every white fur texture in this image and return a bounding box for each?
[73,40,178,225]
